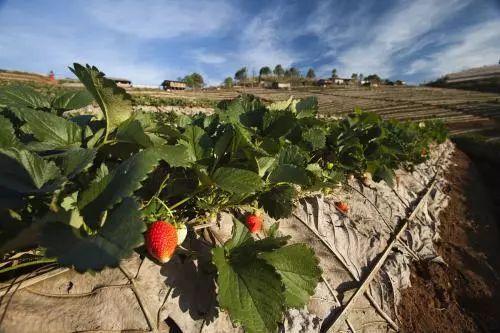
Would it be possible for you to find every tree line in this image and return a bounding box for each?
[178,67,386,89]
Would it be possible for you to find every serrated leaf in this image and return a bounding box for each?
[277,145,309,167]
[260,244,321,307]
[70,63,132,132]
[256,156,275,177]
[78,148,160,225]
[180,125,212,161]
[267,96,293,111]
[264,111,296,138]
[0,85,50,109]
[212,218,296,333]
[116,118,154,148]
[212,167,263,194]
[212,247,284,333]
[224,217,252,250]
[296,97,318,118]
[52,90,94,110]
[57,148,97,177]
[0,114,20,148]
[0,148,61,193]
[258,184,296,219]
[14,107,82,150]
[302,127,326,150]
[42,197,146,272]
[269,164,310,186]
[157,144,192,167]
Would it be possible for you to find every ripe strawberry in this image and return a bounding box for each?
[335,201,349,214]
[245,214,262,233]
[146,220,178,263]
[175,224,187,245]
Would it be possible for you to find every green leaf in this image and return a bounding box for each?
[0,148,61,193]
[157,144,192,167]
[0,115,20,148]
[212,167,263,194]
[52,91,94,110]
[57,148,97,177]
[267,97,293,111]
[70,63,133,132]
[258,184,296,219]
[42,197,146,272]
[372,164,395,187]
[256,156,275,177]
[116,118,154,148]
[264,111,296,138]
[78,148,160,225]
[14,108,82,150]
[302,127,326,150]
[212,218,301,333]
[224,217,252,250]
[269,164,310,186]
[260,244,321,307]
[296,97,318,119]
[277,145,309,167]
[212,247,284,333]
[0,85,50,109]
[180,125,212,161]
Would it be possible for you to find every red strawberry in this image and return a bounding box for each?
[335,201,349,214]
[245,214,262,233]
[146,220,178,263]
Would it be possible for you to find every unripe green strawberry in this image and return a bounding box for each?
[245,214,262,233]
[146,220,178,263]
[175,224,187,245]
[326,162,334,170]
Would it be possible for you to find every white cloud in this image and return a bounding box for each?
[406,19,500,79]
[86,0,236,39]
[336,0,471,77]
[192,49,227,65]
[236,11,297,71]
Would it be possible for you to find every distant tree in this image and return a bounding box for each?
[223,77,233,88]
[351,73,358,81]
[359,73,364,82]
[365,74,382,83]
[306,68,316,79]
[289,67,300,78]
[273,64,285,77]
[234,67,248,82]
[259,66,272,78]
[331,68,338,79]
[183,72,204,88]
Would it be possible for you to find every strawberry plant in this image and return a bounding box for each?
[0,63,447,333]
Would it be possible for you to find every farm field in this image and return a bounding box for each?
[131,85,500,135]
[0,65,499,333]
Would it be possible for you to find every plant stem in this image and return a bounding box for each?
[0,258,57,275]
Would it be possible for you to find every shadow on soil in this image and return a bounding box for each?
[399,136,500,333]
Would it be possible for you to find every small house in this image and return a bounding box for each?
[109,77,132,88]
[272,82,291,90]
[161,80,187,91]
[316,79,332,87]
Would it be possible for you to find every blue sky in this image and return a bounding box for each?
[0,0,499,85]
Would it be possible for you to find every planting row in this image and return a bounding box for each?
[0,64,446,333]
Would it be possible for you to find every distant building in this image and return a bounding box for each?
[272,82,291,90]
[445,64,500,83]
[161,80,187,90]
[109,77,132,88]
[316,79,332,87]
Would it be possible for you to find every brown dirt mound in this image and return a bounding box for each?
[398,149,500,333]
